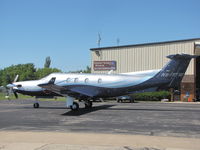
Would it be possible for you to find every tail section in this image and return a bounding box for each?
[154,54,197,88]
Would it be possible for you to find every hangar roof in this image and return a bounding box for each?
[90,38,200,51]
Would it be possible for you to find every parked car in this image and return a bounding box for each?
[116,95,134,103]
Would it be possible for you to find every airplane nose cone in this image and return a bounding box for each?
[6,84,15,88]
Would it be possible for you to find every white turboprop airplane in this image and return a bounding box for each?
[6,54,196,111]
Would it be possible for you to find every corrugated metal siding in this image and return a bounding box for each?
[91,40,200,75]
[195,40,200,55]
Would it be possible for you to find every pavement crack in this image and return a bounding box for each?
[124,146,133,150]
[0,145,5,150]
[34,143,50,150]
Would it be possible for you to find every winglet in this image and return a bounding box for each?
[108,70,113,74]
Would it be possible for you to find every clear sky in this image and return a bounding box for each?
[0,0,200,72]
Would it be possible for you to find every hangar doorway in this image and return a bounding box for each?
[196,56,200,100]
[195,42,200,100]
[180,42,200,101]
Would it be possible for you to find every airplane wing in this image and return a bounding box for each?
[69,86,99,97]
[38,78,99,98]
[38,83,65,94]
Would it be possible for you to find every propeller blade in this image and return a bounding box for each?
[13,75,19,83]
[6,75,19,99]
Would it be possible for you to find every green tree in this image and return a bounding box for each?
[35,68,61,79]
[0,62,63,87]
[44,56,51,68]
[0,63,36,86]
[84,66,91,73]
[0,70,2,85]
[69,66,91,73]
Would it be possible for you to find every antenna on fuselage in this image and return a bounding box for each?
[108,70,113,74]
[97,33,101,47]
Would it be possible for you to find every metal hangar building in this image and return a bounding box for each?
[90,38,200,101]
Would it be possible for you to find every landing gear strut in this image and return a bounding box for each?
[66,96,79,111]
[85,100,93,109]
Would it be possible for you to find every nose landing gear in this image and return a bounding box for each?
[33,98,40,108]
[33,102,39,108]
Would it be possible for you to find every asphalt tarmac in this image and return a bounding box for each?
[0,99,200,138]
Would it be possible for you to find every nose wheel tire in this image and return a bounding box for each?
[33,103,39,108]
[70,102,79,111]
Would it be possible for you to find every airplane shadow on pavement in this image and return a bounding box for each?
[23,106,68,109]
[108,108,200,112]
[62,105,115,116]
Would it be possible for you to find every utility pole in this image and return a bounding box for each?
[97,33,101,47]
[117,38,120,46]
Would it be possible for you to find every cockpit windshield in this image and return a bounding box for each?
[39,74,51,81]
[39,73,59,82]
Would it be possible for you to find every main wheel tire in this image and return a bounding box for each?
[70,102,79,111]
[85,101,92,109]
[130,99,135,103]
[117,99,122,103]
[33,103,39,108]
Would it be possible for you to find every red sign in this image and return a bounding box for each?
[94,61,116,71]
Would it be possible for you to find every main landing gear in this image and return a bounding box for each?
[70,102,79,111]
[66,96,94,111]
[84,100,93,109]
[69,101,93,111]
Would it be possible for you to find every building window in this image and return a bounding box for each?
[74,78,79,83]
[95,50,101,57]
[85,78,89,83]
[98,78,102,83]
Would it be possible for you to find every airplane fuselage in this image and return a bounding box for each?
[7,54,197,110]
[13,70,160,99]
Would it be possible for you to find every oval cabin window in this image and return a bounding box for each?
[85,78,89,83]
[98,78,102,83]
[74,78,79,83]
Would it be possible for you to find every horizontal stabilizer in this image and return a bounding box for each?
[167,53,199,59]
